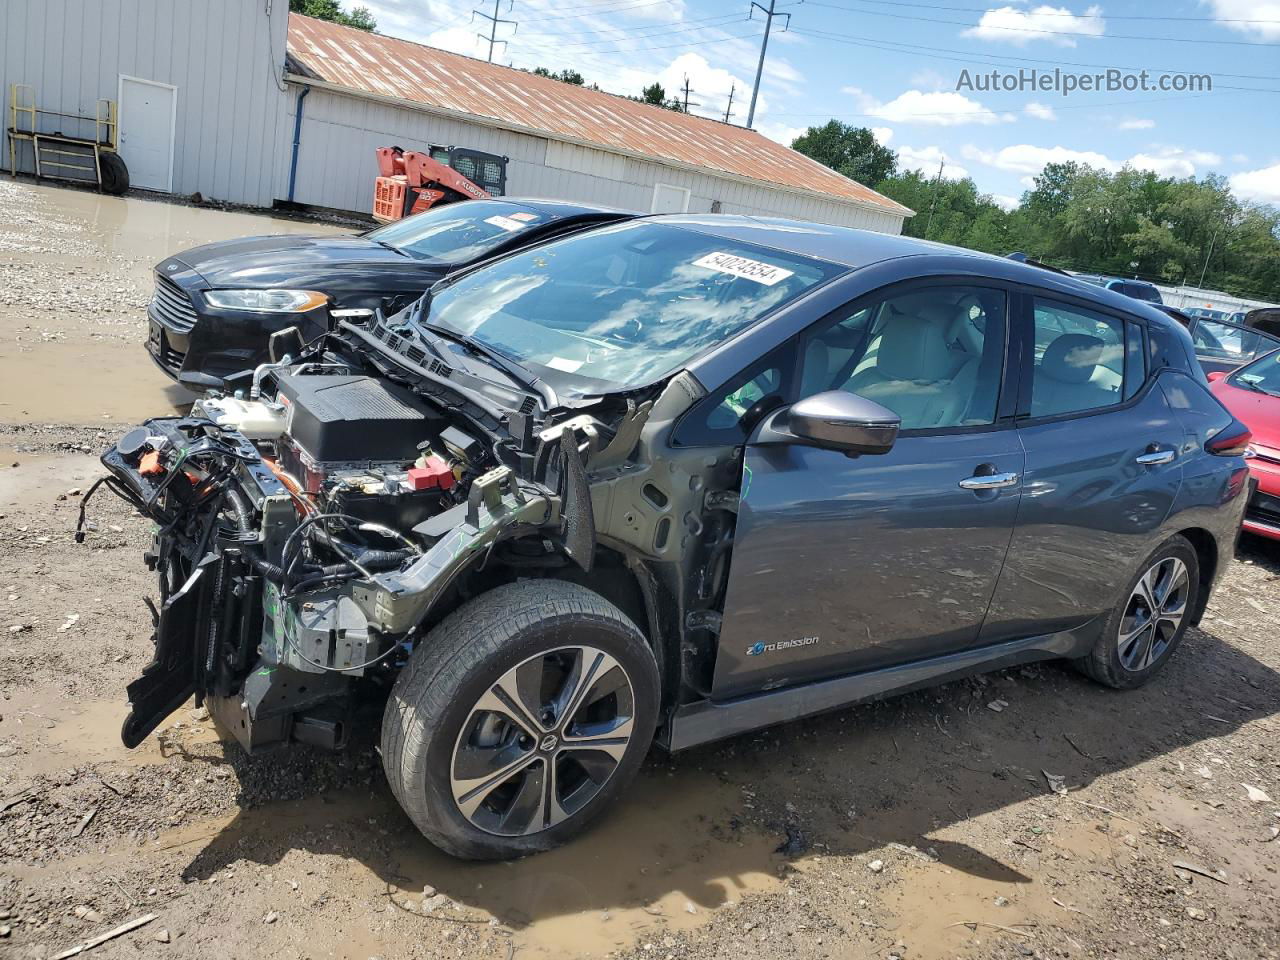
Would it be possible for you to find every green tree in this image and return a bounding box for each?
[289,0,376,31]
[533,67,586,86]
[790,120,898,187]
[639,83,685,112]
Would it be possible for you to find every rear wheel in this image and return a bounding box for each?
[1078,535,1199,689]
[381,580,659,860]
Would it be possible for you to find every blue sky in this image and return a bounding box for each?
[356,0,1280,209]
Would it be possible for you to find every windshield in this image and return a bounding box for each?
[420,222,844,390]
[1228,347,1280,396]
[364,201,558,263]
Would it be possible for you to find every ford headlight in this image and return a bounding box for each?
[204,289,328,312]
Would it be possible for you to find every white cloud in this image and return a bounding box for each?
[1116,117,1155,131]
[896,145,970,180]
[1232,153,1250,165]
[1024,101,1056,120]
[963,143,1117,173]
[909,68,950,91]
[1019,175,1038,189]
[757,122,807,148]
[1202,0,1280,40]
[962,4,1106,47]
[1127,147,1223,178]
[658,53,757,121]
[992,194,1021,211]
[1229,162,1280,205]
[872,126,894,146]
[848,88,1013,126]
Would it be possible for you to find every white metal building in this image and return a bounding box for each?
[1,0,292,205]
[2,2,913,232]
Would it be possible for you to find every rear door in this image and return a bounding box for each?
[981,295,1183,641]
[709,281,1024,698]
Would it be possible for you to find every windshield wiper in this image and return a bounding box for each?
[369,238,410,257]
[1235,378,1274,396]
[416,320,557,408]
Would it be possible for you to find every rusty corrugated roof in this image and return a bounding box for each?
[285,15,913,219]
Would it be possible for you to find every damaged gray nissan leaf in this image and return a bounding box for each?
[87,215,1251,859]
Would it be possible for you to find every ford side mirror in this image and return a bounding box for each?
[1206,370,1226,382]
[755,390,900,455]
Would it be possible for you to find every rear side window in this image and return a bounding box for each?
[1029,300,1131,417]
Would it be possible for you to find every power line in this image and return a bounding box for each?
[473,0,517,62]
[787,28,1280,95]
[521,13,750,49]
[806,0,1280,23]
[747,0,794,128]
[801,0,1280,45]
[788,26,1280,82]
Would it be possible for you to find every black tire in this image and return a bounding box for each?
[1077,535,1200,689]
[381,579,659,860]
[99,152,129,195]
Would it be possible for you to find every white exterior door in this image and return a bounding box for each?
[651,182,690,213]
[118,76,176,191]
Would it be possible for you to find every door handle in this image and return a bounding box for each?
[958,471,1019,490]
[1136,449,1175,466]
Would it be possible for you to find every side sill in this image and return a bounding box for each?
[659,626,1093,752]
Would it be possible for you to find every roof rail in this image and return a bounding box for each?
[1005,251,1072,277]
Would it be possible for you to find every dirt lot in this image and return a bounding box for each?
[1,178,1278,960]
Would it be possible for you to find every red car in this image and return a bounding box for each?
[1209,349,1280,540]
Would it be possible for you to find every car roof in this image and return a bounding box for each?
[484,197,637,218]
[645,213,1178,328]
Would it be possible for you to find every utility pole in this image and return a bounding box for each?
[925,159,945,239]
[1198,229,1218,288]
[680,74,700,113]
[746,0,792,129]
[473,0,516,62]
[723,82,736,123]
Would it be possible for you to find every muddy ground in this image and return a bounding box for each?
[1,178,1278,960]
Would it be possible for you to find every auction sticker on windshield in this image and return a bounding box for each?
[693,251,795,286]
[484,215,527,232]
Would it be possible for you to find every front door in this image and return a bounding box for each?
[712,282,1023,699]
[118,76,176,191]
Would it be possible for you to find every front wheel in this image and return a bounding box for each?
[1078,535,1200,689]
[381,580,659,860]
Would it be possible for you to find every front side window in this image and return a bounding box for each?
[422,222,843,391]
[799,285,1008,430]
[1030,300,1130,417]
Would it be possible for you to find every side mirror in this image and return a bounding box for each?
[1206,370,1226,382]
[774,390,901,455]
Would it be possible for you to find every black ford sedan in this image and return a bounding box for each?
[146,198,633,389]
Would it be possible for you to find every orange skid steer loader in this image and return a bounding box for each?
[372,145,508,223]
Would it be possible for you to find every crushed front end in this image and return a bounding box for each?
[93,361,567,753]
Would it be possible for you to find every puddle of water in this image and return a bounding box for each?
[155,768,783,958]
[0,341,196,423]
[0,448,106,511]
[1,693,222,778]
[1,178,350,265]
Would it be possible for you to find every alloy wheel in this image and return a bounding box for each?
[450,645,636,837]
[1117,556,1189,672]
